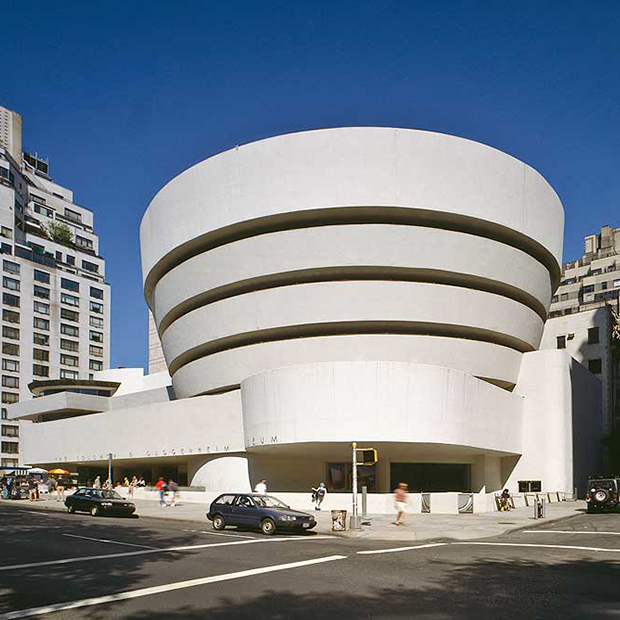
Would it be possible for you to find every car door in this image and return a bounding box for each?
[72,489,88,511]
[213,494,236,522]
[232,495,259,526]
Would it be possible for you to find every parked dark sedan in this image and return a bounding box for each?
[207,493,316,535]
[65,487,136,517]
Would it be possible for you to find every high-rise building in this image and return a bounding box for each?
[0,103,111,468]
[541,224,620,430]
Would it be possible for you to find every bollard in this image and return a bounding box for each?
[361,485,368,517]
[533,498,546,519]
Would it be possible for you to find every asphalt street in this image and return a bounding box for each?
[1,503,619,619]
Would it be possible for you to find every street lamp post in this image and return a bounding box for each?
[108,452,113,485]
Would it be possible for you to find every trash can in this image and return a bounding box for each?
[331,509,347,531]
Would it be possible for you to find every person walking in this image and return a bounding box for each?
[28,477,37,502]
[48,476,57,501]
[168,479,179,507]
[155,477,167,507]
[254,479,267,495]
[93,475,101,489]
[311,482,327,510]
[129,476,137,498]
[393,482,409,526]
[57,478,65,502]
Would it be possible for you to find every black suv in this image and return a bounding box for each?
[586,477,620,513]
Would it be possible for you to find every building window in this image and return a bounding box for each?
[588,327,600,345]
[2,260,19,275]
[89,345,103,358]
[83,260,99,273]
[61,292,80,307]
[32,364,49,377]
[33,285,50,299]
[64,208,82,223]
[75,235,93,249]
[60,369,78,380]
[89,316,104,328]
[551,295,559,302]
[2,309,19,324]
[602,282,608,290]
[1,458,19,467]
[560,293,569,301]
[1,425,19,438]
[2,376,19,389]
[90,286,104,299]
[0,408,6,420]
[33,317,50,331]
[60,324,79,337]
[582,285,595,294]
[33,203,53,218]
[2,276,19,292]
[60,339,79,352]
[60,354,79,367]
[557,335,566,349]
[33,301,50,315]
[66,255,75,266]
[3,293,19,307]
[90,301,103,314]
[55,251,62,262]
[90,330,103,343]
[1,441,18,454]
[1,393,18,404]
[61,308,79,322]
[2,360,19,372]
[1,243,12,255]
[588,359,602,374]
[33,333,49,346]
[614,279,620,288]
[0,227,12,239]
[89,360,103,371]
[33,269,51,284]
[61,278,79,293]
[2,325,19,340]
[518,481,542,493]
[2,343,19,356]
[33,348,49,362]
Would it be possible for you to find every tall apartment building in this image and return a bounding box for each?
[541,224,620,431]
[0,104,111,468]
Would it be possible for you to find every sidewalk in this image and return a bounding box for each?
[1,496,586,542]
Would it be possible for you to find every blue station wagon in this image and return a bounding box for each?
[207,493,317,535]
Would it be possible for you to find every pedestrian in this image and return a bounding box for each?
[155,477,167,507]
[500,488,512,511]
[254,479,267,495]
[28,477,37,502]
[93,475,101,489]
[48,476,57,501]
[168,479,179,507]
[129,476,137,498]
[393,482,408,526]
[137,476,146,487]
[123,477,130,487]
[57,478,65,502]
[311,482,327,510]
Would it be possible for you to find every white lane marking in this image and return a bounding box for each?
[63,534,158,550]
[453,542,620,553]
[0,554,347,619]
[357,543,448,555]
[523,530,620,536]
[0,535,331,572]
[22,511,58,516]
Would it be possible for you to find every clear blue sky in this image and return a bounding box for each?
[2,1,618,369]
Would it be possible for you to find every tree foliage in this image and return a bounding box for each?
[44,221,74,247]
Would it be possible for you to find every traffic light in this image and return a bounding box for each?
[358,448,377,466]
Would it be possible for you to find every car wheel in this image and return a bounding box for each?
[594,489,610,504]
[212,514,226,530]
[67,505,75,513]
[91,505,100,517]
[260,518,276,535]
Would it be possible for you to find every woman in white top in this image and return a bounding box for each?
[254,479,267,495]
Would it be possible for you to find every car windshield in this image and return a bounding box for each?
[253,495,289,509]
[92,489,122,499]
[589,480,616,490]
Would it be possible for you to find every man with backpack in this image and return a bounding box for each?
[155,477,167,507]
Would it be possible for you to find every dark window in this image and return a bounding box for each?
[582,285,595,294]
[89,345,103,357]
[33,348,49,362]
[588,327,600,345]
[32,364,49,377]
[557,336,566,349]
[2,376,19,389]
[518,481,542,493]
[61,308,79,322]
[60,339,79,352]
[33,317,49,331]
[66,255,75,266]
[2,260,19,275]
[2,325,19,340]
[2,359,19,372]
[1,393,18,404]
[1,425,19,437]
[33,285,50,299]
[90,287,104,299]
[61,324,79,337]
[90,301,103,314]
[2,309,19,324]
[33,332,49,346]
[1,243,13,255]
[60,354,79,367]
[61,278,79,293]
[1,441,18,453]
[34,269,51,284]
[3,293,19,307]
[83,260,99,273]
[89,360,103,371]
[90,330,103,343]
[61,293,79,307]
[2,276,19,292]
[2,343,19,356]
[588,359,602,374]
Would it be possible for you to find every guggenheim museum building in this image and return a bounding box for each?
[11,128,603,509]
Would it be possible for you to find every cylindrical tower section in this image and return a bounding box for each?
[141,128,564,399]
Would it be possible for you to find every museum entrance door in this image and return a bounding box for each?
[390,463,471,492]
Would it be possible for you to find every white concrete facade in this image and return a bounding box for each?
[11,128,604,507]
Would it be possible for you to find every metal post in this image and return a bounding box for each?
[350,442,361,530]
[108,452,112,485]
[362,485,368,517]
